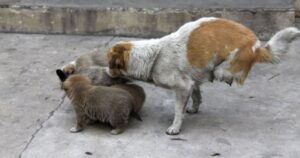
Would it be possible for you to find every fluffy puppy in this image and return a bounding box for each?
[112,84,145,115]
[62,48,108,75]
[56,70,145,134]
[61,48,130,86]
[76,66,130,86]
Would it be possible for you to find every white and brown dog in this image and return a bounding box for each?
[106,17,300,135]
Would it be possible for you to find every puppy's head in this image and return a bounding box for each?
[56,69,91,92]
[107,42,132,77]
[62,63,76,75]
[56,69,69,81]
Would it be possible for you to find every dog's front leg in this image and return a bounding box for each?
[166,87,192,135]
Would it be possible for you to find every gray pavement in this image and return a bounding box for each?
[0,33,299,158]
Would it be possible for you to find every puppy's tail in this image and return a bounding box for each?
[255,27,300,63]
[131,112,142,121]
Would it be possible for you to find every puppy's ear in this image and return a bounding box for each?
[56,69,68,82]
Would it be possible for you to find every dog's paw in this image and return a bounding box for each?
[166,126,180,135]
[186,107,198,114]
[69,126,82,133]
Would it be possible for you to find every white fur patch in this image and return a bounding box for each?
[252,40,261,52]
[267,27,300,56]
[61,60,76,70]
[70,60,76,66]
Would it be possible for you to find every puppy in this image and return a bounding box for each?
[61,48,130,86]
[112,84,145,115]
[62,48,108,75]
[106,17,300,135]
[76,66,130,86]
[56,70,145,134]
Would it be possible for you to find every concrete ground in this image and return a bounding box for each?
[0,33,299,158]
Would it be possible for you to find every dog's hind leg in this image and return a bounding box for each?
[186,85,202,114]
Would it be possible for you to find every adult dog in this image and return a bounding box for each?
[106,17,300,135]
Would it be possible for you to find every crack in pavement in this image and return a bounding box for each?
[104,36,115,48]
[18,94,66,158]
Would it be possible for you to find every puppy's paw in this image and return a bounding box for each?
[186,107,198,114]
[110,128,123,135]
[166,126,180,135]
[69,126,83,133]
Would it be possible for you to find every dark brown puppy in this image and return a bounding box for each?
[56,70,144,134]
[113,84,145,114]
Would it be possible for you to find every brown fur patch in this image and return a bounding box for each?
[187,18,259,84]
[107,42,132,76]
[63,74,91,91]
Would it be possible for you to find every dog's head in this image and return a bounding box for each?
[107,42,132,77]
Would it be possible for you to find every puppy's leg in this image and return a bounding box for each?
[166,85,192,135]
[110,122,127,135]
[70,110,88,133]
[110,127,125,135]
[186,85,202,114]
[109,111,129,135]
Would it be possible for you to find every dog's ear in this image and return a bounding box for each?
[56,69,68,82]
[107,42,132,70]
[109,55,123,69]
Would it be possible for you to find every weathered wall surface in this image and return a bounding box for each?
[0,0,296,39]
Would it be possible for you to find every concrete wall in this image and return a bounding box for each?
[0,0,296,39]
[17,0,294,9]
[295,0,300,15]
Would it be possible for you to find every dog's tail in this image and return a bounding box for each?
[255,27,300,63]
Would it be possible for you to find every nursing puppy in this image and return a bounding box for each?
[62,48,108,75]
[75,66,130,86]
[106,17,300,135]
[113,84,145,113]
[56,70,145,134]
[61,48,130,86]
[75,67,145,115]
